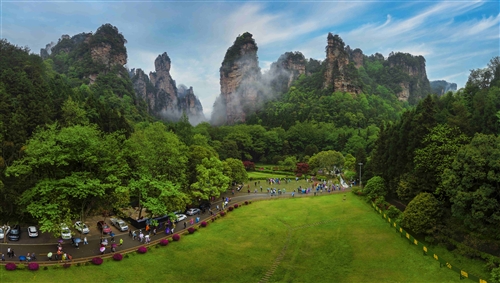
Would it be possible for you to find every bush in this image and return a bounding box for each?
[491,267,500,283]
[137,246,147,254]
[113,253,123,261]
[403,192,441,235]
[92,257,103,265]
[245,201,248,205]
[43,266,48,270]
[211,217,216,222]
[28,262,39,271]
[234,204,239,208]
[200,221,207,227]
[173,234,180,241]
[5,263,16,271]
[220,211,226,216]
[160,239,169,246]
[228,206,234,212]
[188,227,196,234]
[364,176,387,199]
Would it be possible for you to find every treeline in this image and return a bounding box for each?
[363,57,500,264]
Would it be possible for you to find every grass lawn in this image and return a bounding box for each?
[0,194,489,282]
[247,171,292,180]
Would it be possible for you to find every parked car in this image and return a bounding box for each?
[8,225,21,241]
[175,213,187,223]
[60,224,72,240]
[110,218,129,232]
[97,221,111,234]
[0,225,10,240]
[186,208,201,216]
[27,226,38,238]
[74,221,90,234]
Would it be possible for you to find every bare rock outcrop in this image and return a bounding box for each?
[214,32,262,125]
[323,33,361,94]
[149,52,178,114]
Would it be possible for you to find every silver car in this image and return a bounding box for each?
[0,226,10,240]
[28,226,39,238]
[110,218,129,232]
[74,221,90,234]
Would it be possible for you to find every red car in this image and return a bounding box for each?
[97,221,111,234]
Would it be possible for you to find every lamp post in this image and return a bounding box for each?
[358,163,363,188]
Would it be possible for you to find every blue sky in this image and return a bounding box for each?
[2,1,499,117]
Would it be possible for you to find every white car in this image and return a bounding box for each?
[175,213,187,223]
[60,224,72,240]
[0,225,10,240]
[28,226,38,238]
[110,218,129,232]
[74,221,90,234]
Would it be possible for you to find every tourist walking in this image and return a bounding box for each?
[84,236,88,245]
[119,238,124,246]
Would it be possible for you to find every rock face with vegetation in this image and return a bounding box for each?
[323,33,361,94]
[266,51,306,93]
[213,32,263,125]
[42,24,204,124]
[430,80,457,95]
[387,52,431,103]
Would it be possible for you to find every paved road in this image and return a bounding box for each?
[0,188,350,262]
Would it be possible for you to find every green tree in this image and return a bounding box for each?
[223,158,248,184]
[308,150,345,174]
[403,192,441,235]
[191,157,231,200]
[363,176,387,199]
[61,96,89,126]
[441,133,500,235]
[6,124,128,235]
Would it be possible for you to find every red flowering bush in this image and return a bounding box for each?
[160,239,169,246]
[228,206,234,212]
[234,204,239,208]
[28,262,39,271]
[172,234,180,241]
[200,221,207,227]
[220,211,226,216]
[113,253,123,261]
[211,217,216,222]
[92,257,103,265]
[5,263,16,271]
[137,246,147,254]
[188,227,196,234]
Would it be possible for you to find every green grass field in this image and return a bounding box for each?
[0,194,489,282]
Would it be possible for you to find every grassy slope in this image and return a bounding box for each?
[0,194,487,282]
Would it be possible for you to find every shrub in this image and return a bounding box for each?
[137,246,147,254]
[245,201,248,205]
[5,263,16,271]
[220,211,226,216]
[364,176,387,199]
[403,192,441,235]
[173,234,180,241]
[188,227,195,234]
[211,217,216,222]
[63,263,71,269]
[28,262,39,271]
[234,204,239,208]
[43,266,48,270]
[160,239,169,246]
[200,221,207,227]
[113,253,123,261]
[92,257,103,265]
[228,206,234,212]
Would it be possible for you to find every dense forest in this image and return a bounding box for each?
[1,23,500,280]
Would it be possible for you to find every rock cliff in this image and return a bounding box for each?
[130,54,205,123]
[346,46,364,69]
[387,52,431,103]
[149,52,178,115]
[213,32,263,125]
[266,51,306,94]
[323,33,361,94]
[430,80,457,96]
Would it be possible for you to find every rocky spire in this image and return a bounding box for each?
[213,32,262,125]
